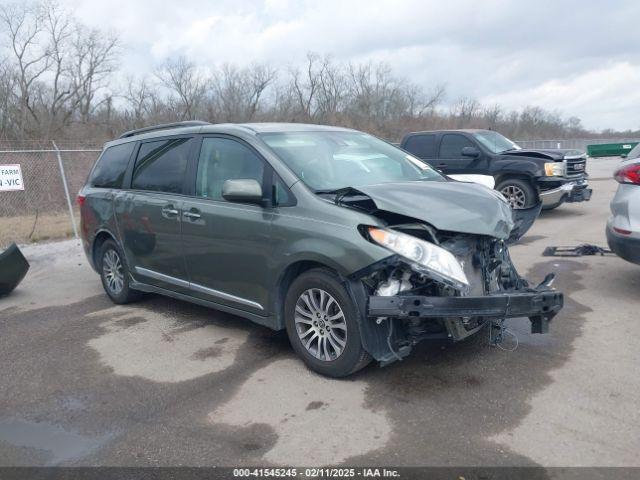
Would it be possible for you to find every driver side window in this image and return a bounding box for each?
[439,134,474,158]
[195,137,265,200]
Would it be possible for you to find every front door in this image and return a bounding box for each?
[436,133,482,174]
[181,136,274,315]
[117,136,194,293]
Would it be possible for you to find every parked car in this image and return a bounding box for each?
[79,122,563,377]
[607,144,640,265]
[400,129,592,210]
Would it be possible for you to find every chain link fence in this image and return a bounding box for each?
[516,138,640,152]
[0,146,101,249]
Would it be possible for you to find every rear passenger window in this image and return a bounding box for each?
[439,134,474,158]
[132,137,192,194]
[403,134,436,158]
[90,142,135,188]
[195,137,265,200]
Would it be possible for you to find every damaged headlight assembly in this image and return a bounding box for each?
[366,227,470,290]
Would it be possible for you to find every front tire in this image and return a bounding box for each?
[284,268,371,377]
[496,178,537,209]
[99,239,141,304]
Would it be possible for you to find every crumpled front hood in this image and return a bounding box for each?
[356,181,515,239]
[503,148,584,161]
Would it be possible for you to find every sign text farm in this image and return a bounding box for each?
[0,165,24,191]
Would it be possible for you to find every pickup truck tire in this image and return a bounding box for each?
[496,178,537,209]
[284,268,371,377]
[99,239,141,304]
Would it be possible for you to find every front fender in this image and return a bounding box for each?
[492,156,546,181]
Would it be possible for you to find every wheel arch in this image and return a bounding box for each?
[91,229,119,272]
[494,172,536,187]
[273,259,347,330]
[495,175,540,206]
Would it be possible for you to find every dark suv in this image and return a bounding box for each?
[400,129,592,210]
[79,121,563,377]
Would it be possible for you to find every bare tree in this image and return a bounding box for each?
[0,20,604,145]
[215,63,276,121]
[71,26,119,123]
[124,77,153,127]
[0,2,51,134]
[483,104,502,129]
[41,0,76,138]
[451,96,481,127]
[155,55,208,120]
[315,56,346,122]
[0,57,19,138]
[289,53,323,120]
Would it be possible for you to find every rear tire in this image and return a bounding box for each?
[284,268,371,377]
[496,178,537,209]
[99,239,141,304]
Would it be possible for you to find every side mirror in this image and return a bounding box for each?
[621,154,627,159]
[461,146,480,158]
[222,179,264,204]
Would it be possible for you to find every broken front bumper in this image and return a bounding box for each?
[368,288,563,335]
[540,179,592,207]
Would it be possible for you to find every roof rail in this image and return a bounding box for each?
[118,120,210,139]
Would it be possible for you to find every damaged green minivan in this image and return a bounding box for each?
[79,122,563,377]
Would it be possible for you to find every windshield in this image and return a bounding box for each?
[260,131,444,191]
[473,131,521,154]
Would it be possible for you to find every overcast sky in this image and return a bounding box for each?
[58,0,640,131]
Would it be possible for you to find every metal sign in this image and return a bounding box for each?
[0,164,24,191]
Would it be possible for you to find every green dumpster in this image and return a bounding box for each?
[587,142,639,157]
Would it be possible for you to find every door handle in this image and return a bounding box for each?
[184,209,201,220]
[162,205,179,217]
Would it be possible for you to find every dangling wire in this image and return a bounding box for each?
[387,318,403,361]
[489,319,519,352]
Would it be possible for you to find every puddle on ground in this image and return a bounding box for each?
[86,305,249,382]
[506,317,557,347]
[208,358,391,465]
[0,419,108,465]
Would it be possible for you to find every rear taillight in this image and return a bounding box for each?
[613,227,632,235]
[614,162,640,185]
[77,194,86,207]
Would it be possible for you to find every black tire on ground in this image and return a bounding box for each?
[99,239,141,304]
[496,178,538,209]
[284,268,371,377]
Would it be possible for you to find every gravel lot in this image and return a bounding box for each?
[1,157,638,468]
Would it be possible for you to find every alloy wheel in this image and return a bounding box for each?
[500,185,527,209]
[103,249,124,295]
[294,288,347,362]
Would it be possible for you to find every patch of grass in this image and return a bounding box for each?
[0,211,79,249]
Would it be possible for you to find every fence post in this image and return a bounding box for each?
[52,141,79,239]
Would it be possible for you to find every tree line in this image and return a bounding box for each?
[1,1,637,146]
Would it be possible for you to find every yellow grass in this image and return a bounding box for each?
[0,210,79,249]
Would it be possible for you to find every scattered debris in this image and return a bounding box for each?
[543,244,614,257]
[0,243,30,296]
